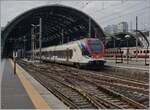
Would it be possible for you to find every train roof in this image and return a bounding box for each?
[27,38,101,52]
[66,38,100,44]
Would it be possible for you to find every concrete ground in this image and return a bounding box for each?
[1,59,35,109]
[1,59,68,109]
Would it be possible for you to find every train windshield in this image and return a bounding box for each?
[80,43,91,56]
[88,40,103,53]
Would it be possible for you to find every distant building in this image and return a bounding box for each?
[117,22,128,33]
[104,25,112,34]
[111,25,118,33]
[104,22,128,34]
[104,25,118,34]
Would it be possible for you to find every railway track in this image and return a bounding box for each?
[70,70,149,94]
[37,62,148,95]
[19,62,99,108]
[33,71,99,109]
[46,63,149,106]
[17,59,148,109]
[39,64,148,107]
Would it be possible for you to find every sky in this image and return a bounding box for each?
[1,0,150,31]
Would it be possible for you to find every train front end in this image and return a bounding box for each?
[79,38,106,67]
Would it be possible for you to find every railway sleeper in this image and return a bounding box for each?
[97,86,147,109]
[78,105,95,109]
[75,101,91,105]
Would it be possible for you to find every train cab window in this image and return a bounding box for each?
[140,50,142,53]
[88,40,103,54]
[143,50,145,53]
[81,45,90,56]
[82,49,90,56]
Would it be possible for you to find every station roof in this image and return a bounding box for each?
[2,5,105,57]
[105,32,142,48]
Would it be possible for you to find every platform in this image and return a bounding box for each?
[1,59,68,109]
[1,59,35,109]
[105,59,149,71]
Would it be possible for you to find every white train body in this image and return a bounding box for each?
[27,38,106,67]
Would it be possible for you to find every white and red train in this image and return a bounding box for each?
[104,47,149,58]
[26,38,106,67]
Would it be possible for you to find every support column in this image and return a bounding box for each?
[39,18,42,63]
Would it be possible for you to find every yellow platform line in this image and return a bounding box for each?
[10,60,50,109]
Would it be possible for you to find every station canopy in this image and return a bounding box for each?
[105,32,142,48]
[2,5,105,57]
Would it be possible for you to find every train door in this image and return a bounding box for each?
[66,48,69,62]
